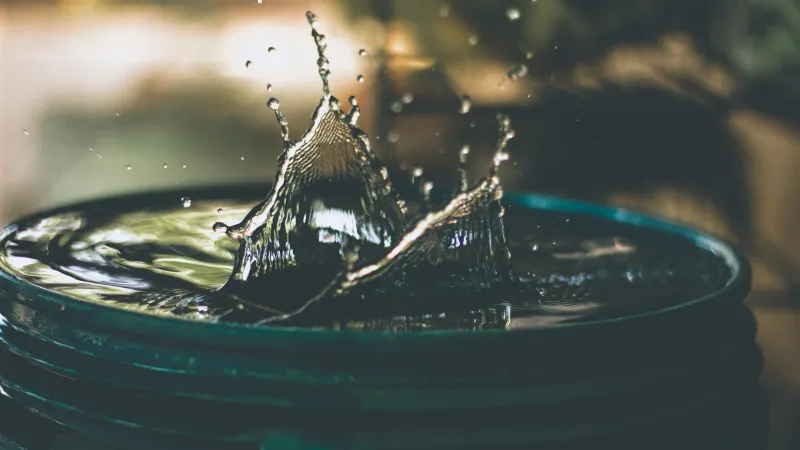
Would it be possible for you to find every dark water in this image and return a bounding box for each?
[0,192,732,331]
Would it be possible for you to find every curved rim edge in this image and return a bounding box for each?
[0,189,752,342]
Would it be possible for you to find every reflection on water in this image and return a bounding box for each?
[0,0,798,446]
[0,191,732,330]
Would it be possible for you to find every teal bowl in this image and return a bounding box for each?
[0,186,763,449]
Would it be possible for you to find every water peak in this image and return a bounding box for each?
[214,12,515,323]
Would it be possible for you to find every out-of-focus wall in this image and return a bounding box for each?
[0,0,381,222]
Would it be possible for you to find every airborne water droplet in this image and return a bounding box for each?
[460,145,470,162]
[439,4,450,17]
[182,164,187,169]
[508,64,529,80]
[245,60,252,68]
[468,35,479,46]
[390,101,403,114]
[401,92,414,104]
[422,181,434,201]
[181,197,192,208]
[163,163,168,169]
[357,75,365,83]
[348,95,358,106]
[217,208,223,214]
[506,8,521,21]
[268,47,276,53]
[387,130,399,143]
[125,165,132,171]
[22,129,29,135]
[267,98,280,110]
[358,49,367,56]
[459,95,472,114]
[241,156,245,161]
[267,84,273,92]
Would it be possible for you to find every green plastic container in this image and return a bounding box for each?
[0,187,764,450]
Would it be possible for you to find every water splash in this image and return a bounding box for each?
[213,11,515,322]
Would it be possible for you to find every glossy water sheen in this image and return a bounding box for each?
[0,192,732,331]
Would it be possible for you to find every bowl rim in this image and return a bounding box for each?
[0,185,751,346]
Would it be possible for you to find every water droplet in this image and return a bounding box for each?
[422,181,434,200]
[358,49,367,57]
[267,84,273,92]
[212,222,227,233]
[525,52,534,60]
[217,208,223,214]
[245,60,252,68]
[507,64,529,80]
[357,75,365,83]
[348,95,358,106]
[268,47,276,53]
[469,120,476,128]
[439,4,450,17]
[125,165,132,171]
[387,130,399,143]
[468,35,479,46]
[390,101,403,114]
[181,197,192,208]
[459,95,472,114]
[163,163,168,169]
[22,129,29,135]
[506,8,521,21]
[460,145,470,162]
[554,45,558,50]
[241,156,245,161]
[267,98,280,110]
[401,92,414,104]
[182,164,187,169]
[412,167,424,178]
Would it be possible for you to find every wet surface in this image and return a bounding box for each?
[1,1,798,448]
[0,192,732,329]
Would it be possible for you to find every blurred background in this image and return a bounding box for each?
[0,0,798,448]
